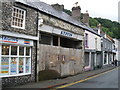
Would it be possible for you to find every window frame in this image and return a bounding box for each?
[11,6,26,29]
[0,44,31,77]
[85,33,88,48]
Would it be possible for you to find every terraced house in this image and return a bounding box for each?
[1,0,116,87]
[0,0,90,86]
[1,0,38,86]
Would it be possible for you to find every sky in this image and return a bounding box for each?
[39,0,119,22]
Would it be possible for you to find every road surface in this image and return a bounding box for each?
[57,67,119,88]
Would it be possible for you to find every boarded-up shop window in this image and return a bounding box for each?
[53,36,58,46]
[40,33,52,45]
[60,37,82,49]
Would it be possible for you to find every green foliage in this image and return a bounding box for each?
[63,9,72,16]
[63,8,120,39]
[92,18,120,39]
[89,17,99,27]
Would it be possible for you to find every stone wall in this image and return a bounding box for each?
[38,44,84,77]
[2,2,37,87]
[2,2,38,36]
[38,13,84,36]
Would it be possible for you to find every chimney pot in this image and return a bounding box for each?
[51,4,64,11]
[72,6,81,21]
[82,10,89,26]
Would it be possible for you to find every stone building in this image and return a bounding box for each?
[0,0,89,86]
[36,3,85,79]
[1,1,38,86]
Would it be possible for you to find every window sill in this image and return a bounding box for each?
[0,73,31,78]
[11,25,25,30]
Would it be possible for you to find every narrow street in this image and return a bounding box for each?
[57,67,119,88]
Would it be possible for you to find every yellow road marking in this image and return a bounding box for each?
[56,67,118,89]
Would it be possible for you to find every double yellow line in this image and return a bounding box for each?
[56,67,118,89]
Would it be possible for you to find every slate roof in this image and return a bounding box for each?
[15,0,101,36]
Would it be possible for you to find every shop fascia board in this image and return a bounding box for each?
[38,24,84,40]
[0,30,39,40]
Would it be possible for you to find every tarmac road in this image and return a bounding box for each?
[57,67,119,89]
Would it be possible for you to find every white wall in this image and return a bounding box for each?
[85,30,101,51]
[114,39,119,60]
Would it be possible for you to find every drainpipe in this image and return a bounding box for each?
[35,11,40,82]
[36,30,40,82]
[36,12,44,82]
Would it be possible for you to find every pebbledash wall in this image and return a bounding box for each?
[1,1,38,87]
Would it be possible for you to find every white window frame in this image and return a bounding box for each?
[0,44,31,77]
[11,6,26,29]
[85,33,88,48]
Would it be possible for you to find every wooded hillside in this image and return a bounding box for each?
[64,9,120,39]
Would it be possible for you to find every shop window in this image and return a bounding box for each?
[11,46,17,55]
[26,47,30,56]
[0,45,31,77]
[53,36,58,46]
[40,34,52,45]
[2,45,9,55]
[1,57,9,76]
[19,46,24,56]
[19,57,24,73]
[26,57,30,73]
[10,57,17,75]
[60,37,82,49]
[39,32,82,49]
[11,6,26,29]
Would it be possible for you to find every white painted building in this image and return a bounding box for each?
[84,26,102,71]
[113,39,120,65]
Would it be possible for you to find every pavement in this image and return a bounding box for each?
[4,65,117,89]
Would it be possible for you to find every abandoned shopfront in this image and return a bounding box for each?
[37,11,85,79]
[38,25,84,79]
[35,2,85,80]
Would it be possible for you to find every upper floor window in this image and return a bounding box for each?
[11,6,26,29]
[85,33,88,48]
[95,38,97,49]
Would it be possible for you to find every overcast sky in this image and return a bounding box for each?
[39,0,119,22]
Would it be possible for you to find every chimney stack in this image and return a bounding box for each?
[97,24,102,35]
[51,4,64,11]
[82,10,89,26]
[72,2,81,21]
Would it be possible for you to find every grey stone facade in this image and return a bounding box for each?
[37,3,84,79]
[2,2,38,36]
[39,13,84,36]
[1,2,37,87]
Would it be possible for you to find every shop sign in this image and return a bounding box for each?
[60,31,73,37]
[0,36,18,44]
[0,36,33,46]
